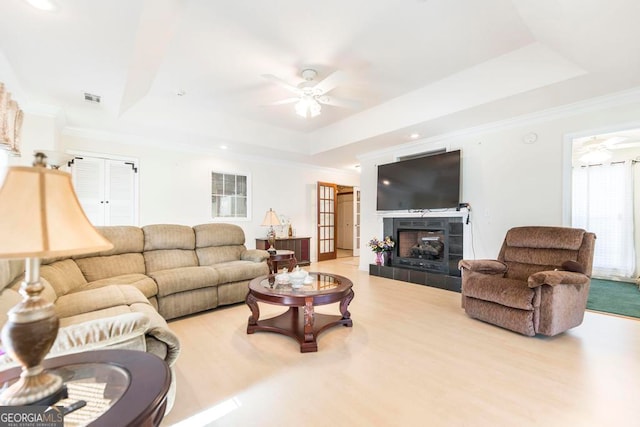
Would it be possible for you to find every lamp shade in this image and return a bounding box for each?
[261,208,281,227]
[0,165,113,258]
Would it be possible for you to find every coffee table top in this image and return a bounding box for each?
[248,272,352,306]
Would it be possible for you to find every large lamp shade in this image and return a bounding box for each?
[0,166,113,258]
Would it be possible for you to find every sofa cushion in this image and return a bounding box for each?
[144,249,198,273]
[196,246,245,265]
[82,274,158,299]
[75,226,144,258]
[74,253,146,282]
[194,223,245,247]
[40,259,87,297]
[462,271,540,311]
[55,285,149,319]
[505,226,585,251]
[210,260,269,284]
[149,266,220,297]
[143,224,195,251]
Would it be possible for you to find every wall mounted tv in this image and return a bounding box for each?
[376,150,461,211]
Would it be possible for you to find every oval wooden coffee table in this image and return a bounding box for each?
[246,272,354,352]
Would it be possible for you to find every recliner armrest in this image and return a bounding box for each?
[458,259,508,275]
[528,270,590,288]
[242,249,270,263]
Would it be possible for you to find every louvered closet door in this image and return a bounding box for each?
[71,156,138,226]
[71,156,106,225]
[106,160,136,225]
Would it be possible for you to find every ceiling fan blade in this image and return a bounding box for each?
[267,97,300,106]
[606,141,640,150]
[317,95,360,109]
[261,74,301,94]
[313,70,346,95]
[602,136,628,147]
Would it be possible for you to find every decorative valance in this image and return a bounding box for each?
[0,82,23,156]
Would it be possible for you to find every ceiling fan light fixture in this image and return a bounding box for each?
[24,0,58,11]
[310,101,322,117]
[579,148,612,164]
[295,96,321,118]
[295,99,309,117]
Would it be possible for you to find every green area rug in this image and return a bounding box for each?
[587,278,640,319]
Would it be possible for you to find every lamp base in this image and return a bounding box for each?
[0,269,62,406]
[0,375,67,406]
[0,311,63,406]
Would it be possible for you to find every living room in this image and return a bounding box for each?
[0,1,639,426]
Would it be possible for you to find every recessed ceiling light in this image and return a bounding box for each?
[220,145,228,150]
[24,0,58,11]
[409,133,420,140]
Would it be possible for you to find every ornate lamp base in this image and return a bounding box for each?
[0,258,63,406]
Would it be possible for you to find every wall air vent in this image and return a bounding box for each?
[84,92,101,103]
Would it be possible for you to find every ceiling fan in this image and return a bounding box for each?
[262,69,359,118]
[574,135,640,163]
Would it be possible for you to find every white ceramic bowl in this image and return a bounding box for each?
[289,269,308,288]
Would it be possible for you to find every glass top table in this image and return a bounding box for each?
[0,350,170,426]
[246,272,355,352]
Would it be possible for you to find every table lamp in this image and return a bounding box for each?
[261,208,281,254]
[0,152,114,406]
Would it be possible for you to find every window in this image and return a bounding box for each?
[211,171,250,220]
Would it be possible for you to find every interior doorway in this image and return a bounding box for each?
[337,185,354,258]
[317,182,360,261]
[570,128,640,281]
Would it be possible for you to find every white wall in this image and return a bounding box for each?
[60,132,359,261]
[358,97,640,270]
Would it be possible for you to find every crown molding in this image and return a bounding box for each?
[358,86,640,161]
[61,126,358,177]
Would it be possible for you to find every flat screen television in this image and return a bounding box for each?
[376,150,460,211]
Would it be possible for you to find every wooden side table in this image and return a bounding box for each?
[268,249,297,274]
[256,237,311,266]
[0,349,170,427]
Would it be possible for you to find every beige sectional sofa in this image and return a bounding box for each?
[0,222,269,410]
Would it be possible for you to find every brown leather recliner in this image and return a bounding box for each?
[459,226,596,337]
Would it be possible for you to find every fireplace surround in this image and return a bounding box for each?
[369,216,463,292]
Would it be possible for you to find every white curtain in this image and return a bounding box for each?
[572,161,636,278]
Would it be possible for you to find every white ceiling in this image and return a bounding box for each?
[2,0,640,169]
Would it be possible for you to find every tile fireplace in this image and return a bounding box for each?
[369,216,463,292]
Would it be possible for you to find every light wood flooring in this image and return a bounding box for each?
[161,257,640,427]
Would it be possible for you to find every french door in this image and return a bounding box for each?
[317,182,337,261]
[353,186,361,257]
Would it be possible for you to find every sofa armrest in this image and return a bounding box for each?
[528,270,590,288]
[51,312,149,354]
[458,259,508,275]
[242,249,270,263]
[0,313,150,368]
